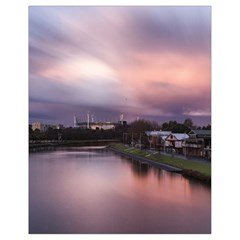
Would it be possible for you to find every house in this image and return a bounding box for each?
[145,131,172,149]
[164,133,189,154]
[188,130,211,147]
[182,130,211,159]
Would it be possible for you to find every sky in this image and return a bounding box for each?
[29,6,211,127]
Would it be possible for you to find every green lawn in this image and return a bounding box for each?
[111,143,211,177]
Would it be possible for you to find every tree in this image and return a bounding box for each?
[29,125,34,140]
[45,127,60,140]
[129,119,159,133]
[206,124,211,130]
[202,124,211,130]
[183,118,194,129]
[161,120,191,133]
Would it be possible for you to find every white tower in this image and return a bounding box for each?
[87,112,90,129]
[74,116,78,128]
[120,113,124,124]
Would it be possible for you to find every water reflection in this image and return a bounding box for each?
[29,147,211,234]
[130,160,149,177]
[153,168,164,180]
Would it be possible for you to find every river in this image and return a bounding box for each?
[29,146,211,234]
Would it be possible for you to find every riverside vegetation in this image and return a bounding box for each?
[111,143,211,185]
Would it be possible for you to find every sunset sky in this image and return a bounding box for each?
[29,6,211,127]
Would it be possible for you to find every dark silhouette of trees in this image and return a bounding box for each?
[183,118,194,130]
[29,125,126,141]
[45,127,59,140]
[29,118,210,142]
[197,124,211,130]
[161,120,191,133]
[129,119,159,134]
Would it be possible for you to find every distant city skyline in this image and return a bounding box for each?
[29,6,211,127]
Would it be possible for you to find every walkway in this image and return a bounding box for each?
[147,150,211,165]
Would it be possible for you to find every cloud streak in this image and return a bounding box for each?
[29,6,211,126]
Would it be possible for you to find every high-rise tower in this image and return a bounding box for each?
[74,116,78,128]
[87,112,90,129]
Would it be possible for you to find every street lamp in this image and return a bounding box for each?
[140,133,142,150]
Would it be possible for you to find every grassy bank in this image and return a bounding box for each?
[111,143,211,183]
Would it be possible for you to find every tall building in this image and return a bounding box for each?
[73,114,116,130]
[31,122,64,131]
[31,122,48,131]
[74,116,78,128]
[119,113,127,125]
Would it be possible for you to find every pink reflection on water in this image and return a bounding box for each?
[29,148,211,233]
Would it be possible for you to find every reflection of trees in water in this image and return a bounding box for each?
[152,168,181,183]
[131,160,149,177]
[152,168,164,180]
[153,168,181,182]
[120,156,138,167]
[120,157,150,177]
[183,175,210,189]
[119,156,133,167]
[119,157,155,177]
[168,172,181,181]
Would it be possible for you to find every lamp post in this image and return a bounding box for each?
[140,133,142,150]
[131,132,133,147]
[125,133,128,145]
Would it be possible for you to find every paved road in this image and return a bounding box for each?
[148,150,211,165]
[123,145,211,165]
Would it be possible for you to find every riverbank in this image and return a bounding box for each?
[110,143,211,185]
[29,139,120,150]
[110,147,182,173]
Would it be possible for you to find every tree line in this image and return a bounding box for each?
[125,118,210,134]
[29,118,211,141]
[29,124,127,141]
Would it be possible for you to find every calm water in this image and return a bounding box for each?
[29,146,211,234]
